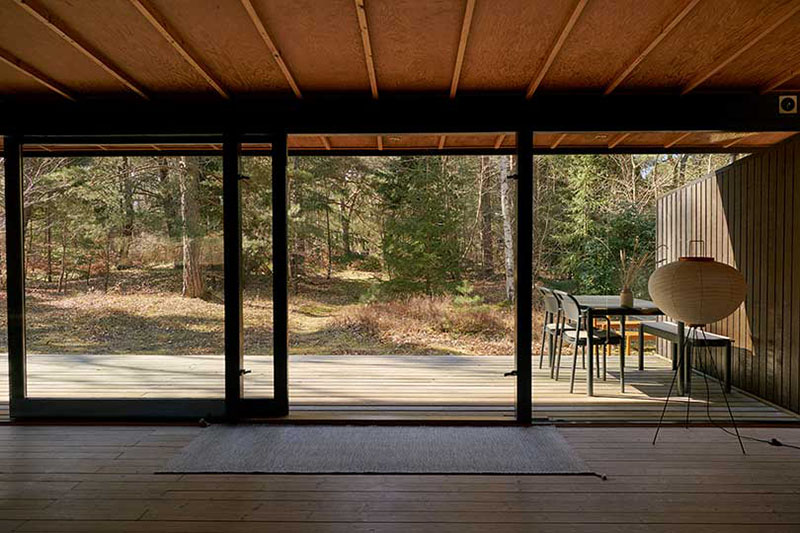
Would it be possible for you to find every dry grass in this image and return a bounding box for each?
[1,269,543,356]
[331,295,516,355]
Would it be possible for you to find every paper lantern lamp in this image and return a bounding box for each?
[648,257,746,327]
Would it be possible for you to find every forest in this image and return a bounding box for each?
[0,151,736,356]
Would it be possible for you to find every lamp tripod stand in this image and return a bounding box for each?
[652,325,746,454]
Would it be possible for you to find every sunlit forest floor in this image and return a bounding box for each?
[1,269,521,356]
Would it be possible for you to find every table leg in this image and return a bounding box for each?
[677,322,685,396]
[725,342,732,393]
[638,322,645,371]
[685,339,692,395]
[619,315,626,393]
[587,311,594,397]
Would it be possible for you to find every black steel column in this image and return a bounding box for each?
[515,129,533,424]
[272,132,289,414]
[4,136,26,404]
[223,132,243,419]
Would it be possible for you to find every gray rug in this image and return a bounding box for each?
[160,425,593,475]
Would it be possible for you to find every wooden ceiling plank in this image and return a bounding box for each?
[608,132,631,148]
[438,135,447,149]
[13,0,149,99]
[682,2,800,95]
[240,0,303,98]
[604,0,701,95]
[129,0,229,99]
[493,134,506,149]
[354,0,379,99]
[320,136,332,150]
[449,0,476,98]
[664,131,692,149]
[722,132,757,149]
[525,0,589,99]
[550,133,568,149]
[0,47,77,101]
[760,68,800,94]
[377,136,383,150]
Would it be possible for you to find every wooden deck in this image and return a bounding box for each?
[2,353,797,423]
[2,424,800,530]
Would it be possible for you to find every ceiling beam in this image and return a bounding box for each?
[550,133,567,149]
[682,2,800,95]
[760,67,800,94]
[449,0,476,98]
[129,0,228,99]
[0,47,76,101]
[608,132,630,148]
[13,0,148,99]
[240,0,303,99]
[354,0,379,99]
[525,0,588,99]
[6,94,796,136]
[604,0,700,95]
[664,132,692,149]
[493,134,506,149]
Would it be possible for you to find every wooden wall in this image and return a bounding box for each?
[657,134,800,414]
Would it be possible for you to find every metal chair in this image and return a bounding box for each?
[553,291,623,393]
[537,287,573,373]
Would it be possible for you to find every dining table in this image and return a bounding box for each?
[574,295,671,396]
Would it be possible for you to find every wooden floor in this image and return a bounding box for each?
[1,424,800,531]
[1,353,797,423]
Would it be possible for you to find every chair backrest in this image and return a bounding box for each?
[553,290,582,324]
[537,287,560,315]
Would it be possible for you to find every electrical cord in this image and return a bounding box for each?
[695,327,800,452]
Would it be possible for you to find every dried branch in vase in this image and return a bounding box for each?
[619,239,655,289]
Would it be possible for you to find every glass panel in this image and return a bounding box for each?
[286,151,515,415]
[241,155,273,398]
[24,154,225,398]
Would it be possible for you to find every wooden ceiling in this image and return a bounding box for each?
[2,0,800,153]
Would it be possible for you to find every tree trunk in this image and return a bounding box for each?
[479,156,494,276]
[340,205,352,256]
[499,155,515,302]
[57,227,68,293]
[157,157,181,242]
[104,230,112,293]
[179,156,206,299]
[46,205,53,282]
[325,205,333,279]
[117,156,135,268]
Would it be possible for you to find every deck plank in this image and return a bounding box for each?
[1,354,797,423]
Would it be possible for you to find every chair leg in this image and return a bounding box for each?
[596,345,600,379]
[554,332,564,381]
[538,316,548,369]
[569,342,580,393]
[602,344,607,381]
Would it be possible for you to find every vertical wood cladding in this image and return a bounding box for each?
[657,135,800,413]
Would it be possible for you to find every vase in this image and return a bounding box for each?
[620,287,633,307]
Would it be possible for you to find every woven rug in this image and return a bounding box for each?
[161,425,594,475]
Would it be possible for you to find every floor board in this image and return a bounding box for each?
[1,425,800,531]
